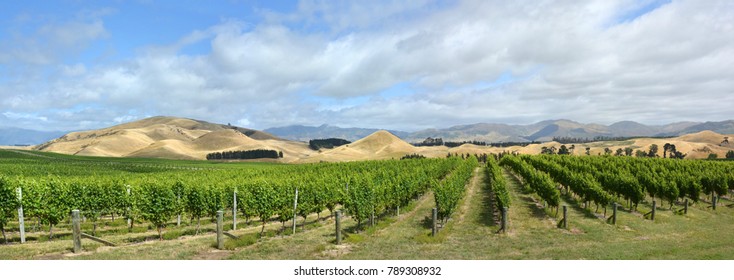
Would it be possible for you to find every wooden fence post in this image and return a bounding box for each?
[177,193,181,227]
[612,203,617,225]
[712,195,717,210]
[292,188,298,235]
[216,210,223,250]
[233,187,237,231]
[431,208,437,237]
[684,199,688,214]
[335,211,342,245]
[371,206,375,227]
[562,206,568,229]
[651,200,656,221]
[16,188,25,244]
[126,186,131,228]
[72,210,82,253]
[501,207,508,233]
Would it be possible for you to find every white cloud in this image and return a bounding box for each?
[2,0,734,132]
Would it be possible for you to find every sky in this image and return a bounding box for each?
[1,0,733,132]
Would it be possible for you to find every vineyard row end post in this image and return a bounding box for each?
[335,211,342,245]
[233,187,237,231]
[16,187,26,244]
[72,210,82,253]
[431,208,437,237]
[216,210,224,250]
[501,207,508,233]
[612,203,617,225]
[292,188,299,235]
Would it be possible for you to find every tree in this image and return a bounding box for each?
[541,146,556,155]
[635,150,647,157]
[624,147,634,156]
[604,147,612,155]
[726,150,734,159]
[558,145,570,155]
[585,147,591,155]
[615,148,624,156]
[670,150,686,159]
[648,144,659,158]
[663,143,671,158]
[708,153,718,159]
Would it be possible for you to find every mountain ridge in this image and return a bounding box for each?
[10,116,733,161]
[265,119,734,143]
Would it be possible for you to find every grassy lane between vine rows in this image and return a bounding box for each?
[337,167,480,259]
[445,167,734,259]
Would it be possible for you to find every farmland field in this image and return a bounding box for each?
[1,149,734,260]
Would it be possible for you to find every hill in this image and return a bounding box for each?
[34,116,310,161]
[302,130,418,162]
[265,119,734,143]
[27,116,734,162]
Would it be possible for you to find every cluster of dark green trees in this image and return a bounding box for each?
[308,138,351,150]
[206,149,283,160]
[400,153,426,160]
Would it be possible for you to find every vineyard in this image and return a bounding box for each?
[1,149,734,259]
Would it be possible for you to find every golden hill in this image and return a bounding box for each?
[35,116,311,161]
[548,131,732,159]
[301,130,418,162]
[29,116,734,162]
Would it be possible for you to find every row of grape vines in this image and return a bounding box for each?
[501,154,734,215]
[433,156,478,223]
[499,155,560,208]
[0,157,467,241]
[486,156,510,210]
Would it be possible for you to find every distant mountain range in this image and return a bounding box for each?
[264,124,411,142]
[0,127,67,146]
[5,116,731,161]
[266,120,734,143]
[4,119,733,147]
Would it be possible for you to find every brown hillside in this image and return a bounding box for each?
[301,130,417,162]
[36,116,308,161]
[29,116,734,162]
[675,130,728,145]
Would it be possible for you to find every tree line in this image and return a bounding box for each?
[206,149,283,160]
[308,138,351,150]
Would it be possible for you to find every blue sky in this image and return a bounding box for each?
[1,0,732,132]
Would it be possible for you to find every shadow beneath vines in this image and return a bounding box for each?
[561,193,601,220]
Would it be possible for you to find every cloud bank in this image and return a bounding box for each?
[1,0,733,132]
